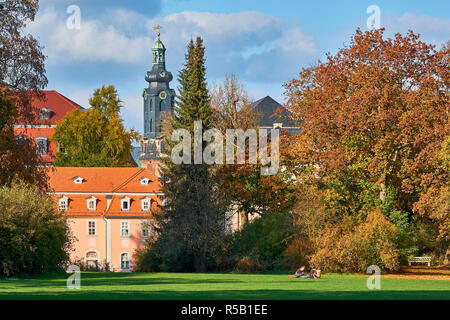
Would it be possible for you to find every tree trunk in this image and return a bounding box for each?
[444,245,450,265]
[380,179,386,202]
[239,210,248,229]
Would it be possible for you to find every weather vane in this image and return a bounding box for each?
[153,25,161,37]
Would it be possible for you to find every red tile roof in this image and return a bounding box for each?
[15,90,85,125]
[48,167,161,193]
[49,167,163,217]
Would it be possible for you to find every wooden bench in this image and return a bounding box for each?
[408,256,431,267]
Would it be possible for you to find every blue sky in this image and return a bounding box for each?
[28,0,450,135]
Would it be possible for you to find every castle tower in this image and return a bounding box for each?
[139,30,175,174]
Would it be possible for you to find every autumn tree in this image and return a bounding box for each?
[284,28,449,261]
[210,75,295,226]
[51,85,139,167]
[0,0,49,189]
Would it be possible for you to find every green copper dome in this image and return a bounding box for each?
[152,34,166,66]
[152,35,166,51]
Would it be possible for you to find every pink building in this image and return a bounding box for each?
[48,167,163,271]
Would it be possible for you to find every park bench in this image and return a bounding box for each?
[408,256,431,267]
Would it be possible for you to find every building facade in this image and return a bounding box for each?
[13,90,85,164]
[48,167,163,271]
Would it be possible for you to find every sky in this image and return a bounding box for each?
[27,0,450,136]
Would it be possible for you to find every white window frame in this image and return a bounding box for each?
[87,197,97,211]
[57,143,66,153]
[139,177,150,186]
[58,196,68,211]
[120,220,130,238]
[87,220,96,236]
[141,198,151,211]
[120,252,131,270]
[121,197,131,211]
[141,221,151,238]
[73,176,84,184]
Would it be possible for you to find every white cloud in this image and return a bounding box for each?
[28,8,319,81]
[384,13,450,47]
[28,8,151,64]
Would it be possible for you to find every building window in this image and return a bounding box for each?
[121,221,130,237]
[73,177,84,184]
[87,198,96,211]
[39,108,52,120]
[59,197,68,211]
[141,221,151,238]
[57,144,66,153]
[140,177,150,186]
[88,221,96,236]
[120,197,130,211]
[120,252,130,270]
[141,198,151,211]
[36,137,47,156]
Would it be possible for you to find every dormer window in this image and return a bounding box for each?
[39,108,52,120]
[86,197,97,211]
[73,176,84,184]
[120,196,131,211]
[58,196,69,211]
[139,177,151,186]
[140,197,151,211]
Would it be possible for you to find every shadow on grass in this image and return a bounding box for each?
[1,272,449,300]
[0,288,449,300]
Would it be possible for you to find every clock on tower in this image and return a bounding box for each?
[139,29,175,171]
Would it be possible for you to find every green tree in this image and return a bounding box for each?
[51,85,139,167]
[0,181,72,277]
[141,38,226,273]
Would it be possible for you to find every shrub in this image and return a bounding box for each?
[310,209,400,273]
[66,258,110,272]
[233,257,264,274]
[0,181,72,277]
[229,213,296,270]
[280,234,314,271]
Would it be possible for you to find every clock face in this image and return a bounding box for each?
[159,71,166,77]
[159,91,167,100]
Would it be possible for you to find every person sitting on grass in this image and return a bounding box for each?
[289,266,321,279]
[288,266,306,278]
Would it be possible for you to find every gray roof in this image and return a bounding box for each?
[251,96,297,127]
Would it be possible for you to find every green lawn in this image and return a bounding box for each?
[0,272,448,300]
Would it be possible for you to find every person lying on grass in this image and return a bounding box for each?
[288,266,321,279]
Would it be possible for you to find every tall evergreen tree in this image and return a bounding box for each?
[151,37,225,272]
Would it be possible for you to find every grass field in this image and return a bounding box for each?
[0,272,449,300]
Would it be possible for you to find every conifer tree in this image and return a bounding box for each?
[151,37,225,272]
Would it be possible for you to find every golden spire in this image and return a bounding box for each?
[153,25,161,38]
